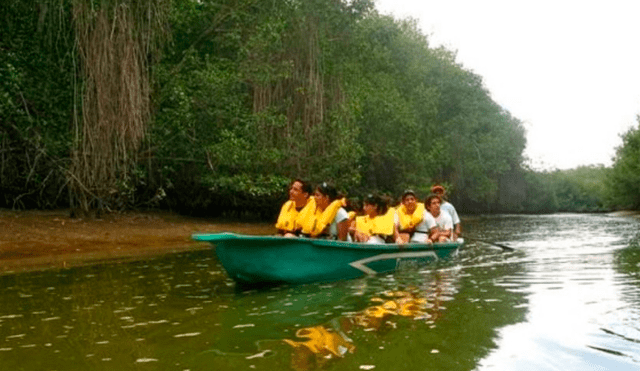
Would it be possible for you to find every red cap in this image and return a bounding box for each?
[431,185,445,194]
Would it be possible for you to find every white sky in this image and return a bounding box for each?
[375,0,640,170]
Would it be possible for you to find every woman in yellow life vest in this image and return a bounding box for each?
[302,182,349,240]
[275,179,314,236]
[396,189,426,243]
[350,194,402,244]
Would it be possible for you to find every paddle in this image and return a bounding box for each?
[460,236,515,252]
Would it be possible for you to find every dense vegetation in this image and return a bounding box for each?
[1,0,637,217]
[607,123,640,209]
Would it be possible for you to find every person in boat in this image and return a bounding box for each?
[430,185,461,241]
[302,182,350,241]
[396,189,426,243]
[425,193,453,242]
[350,194,402,244]
[408,195,438,243]
[275,179,315,237]
[344,197,361,226]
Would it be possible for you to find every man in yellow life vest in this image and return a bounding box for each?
[396,189,426,243]
[275,179,314,237]
[350,194,402,244]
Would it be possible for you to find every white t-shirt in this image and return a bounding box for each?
[411,211,437,242]
[441,201,460,225]
[366,235,386,244]
[434,211,453,232]
[329,207,349,238]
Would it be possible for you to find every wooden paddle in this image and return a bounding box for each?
[460,236,515,252]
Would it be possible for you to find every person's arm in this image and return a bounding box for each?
[450,205,461,240]
[443,214,454,240]
[337,219,350,241]
[393,224,404,244]
[424,211,438,243]
[392,211,404,244]
[453,223,461,241]
[427,227,437,243]
[348,219,357,239]
[441,228,452,240]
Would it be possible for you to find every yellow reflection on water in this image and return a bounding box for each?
[354,291,430,330]
[284,274,455,370]
[284,326,355,357]
[284,326,355,371]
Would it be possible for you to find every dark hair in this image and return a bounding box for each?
[345,196,362,213]
[424,193,442,206]
[290,179,312,195]
[364,193,389,215]
[316,182,338,201]
[402,189,417,201]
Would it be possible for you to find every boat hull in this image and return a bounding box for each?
[192,233,462,285]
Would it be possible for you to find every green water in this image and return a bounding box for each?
[1,214,639,370]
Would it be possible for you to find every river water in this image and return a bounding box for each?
[1,214,639,370]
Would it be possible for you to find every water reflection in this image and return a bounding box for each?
[1,214,639,370]
[475,214,640,371]
[282,272,459,370]
[606,234,640,365]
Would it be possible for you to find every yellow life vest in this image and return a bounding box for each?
[295,197,317,232]
[355,208,395,237]
[302,199,344,237]
[275,200,298,232]
[355,215,374,236]
[372,207,396,236]
[275,197,315,233]
[397,202,425,231]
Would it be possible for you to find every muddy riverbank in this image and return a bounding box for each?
[2,209,638,275]
[0,209,274,275]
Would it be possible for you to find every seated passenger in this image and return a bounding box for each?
[425,193,453,242]
[431,185,461,241]
[302,182,349,241]
[350,194,402,244]
[396,189,426,243]
[275,179,314,237]
[345,197,361,227]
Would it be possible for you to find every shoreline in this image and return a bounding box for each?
[2,209,638,276]
[0,209,274,275]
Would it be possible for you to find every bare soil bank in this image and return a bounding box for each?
[2,209,637,275]
[0,209,274,275]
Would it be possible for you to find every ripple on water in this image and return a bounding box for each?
[1,214,639,370]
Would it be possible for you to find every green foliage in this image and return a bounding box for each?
[551,166,609,212]
[0,0,75,209]
[521,170,560,213]
[496,165,610,214]
[606,122,640,209]
[1,0,544,216]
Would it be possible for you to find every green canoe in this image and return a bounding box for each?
[192,232,463,285]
